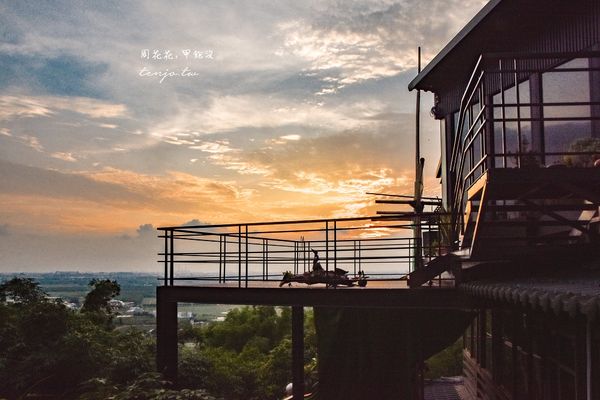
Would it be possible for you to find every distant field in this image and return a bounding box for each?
[2,272,242,324]
[177,303,237,322]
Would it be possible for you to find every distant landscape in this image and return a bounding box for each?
[0,271,236,332]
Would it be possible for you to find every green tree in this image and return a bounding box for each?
[0,277,47,304]
[178,306,316,400]
[81,279,121,314]
[0,277,156,399]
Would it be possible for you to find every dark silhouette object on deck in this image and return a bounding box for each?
[280,250,368,288]
[312,249,323,272]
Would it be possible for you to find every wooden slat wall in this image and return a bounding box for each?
[464,350,510,400]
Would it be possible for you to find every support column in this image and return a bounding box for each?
[156,287,178,384]
[292,306,305,399]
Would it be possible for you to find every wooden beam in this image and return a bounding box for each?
[469,181,489,256]
[157,286,473,310]
[467,171,488,201]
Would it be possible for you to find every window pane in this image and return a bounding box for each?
[543,58,590,104]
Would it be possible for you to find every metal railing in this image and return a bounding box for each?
[449,51,600,241]
[157,216,447,287]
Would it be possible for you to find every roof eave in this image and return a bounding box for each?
[408,0,503,92]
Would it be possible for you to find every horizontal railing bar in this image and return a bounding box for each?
[159,235,297,248]
[161,255,423,263]
[484,67,600,74]
[492,101,600,107]
[494,116,600,122]
[158,216,376,230]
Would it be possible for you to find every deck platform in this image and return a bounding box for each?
[157,283,472,309]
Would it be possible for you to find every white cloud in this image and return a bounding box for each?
[0,94,128,120]
[280,134,301,141]
[19,135,44,152]
[51,152,77,162]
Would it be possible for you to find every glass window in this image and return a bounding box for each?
[543,58,590,103]
[543,58,593,166]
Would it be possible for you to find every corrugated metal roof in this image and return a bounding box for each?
[461,272,600,319]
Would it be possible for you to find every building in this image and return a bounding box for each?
[155,1,600,399]
[410,0,600,398]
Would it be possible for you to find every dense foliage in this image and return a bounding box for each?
[0,276,461,399]
[0,277,316,400]
[0,278,206,399]
[425,338,463,379]
[178,306,317,400]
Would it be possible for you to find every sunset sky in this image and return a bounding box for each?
[0,0,486,271]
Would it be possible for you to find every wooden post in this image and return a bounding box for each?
[156,287,178,385]
[292,306,305,399]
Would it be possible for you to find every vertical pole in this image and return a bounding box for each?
[353,240,357,276]
[591,53,600,138]
[333,220,337,271]
[325,222,329,273]
[500,59,507,168]
[245,225,249,288]
[303,239,306,273]
[292,306,305,400]
[156,287,178,384]
[223,236,227,283]
[294,242,298,275]
[414,47,423,271]
[265,239,269,280]
[262,239,265,280]
[238,225,242,288]
[164,230,168,286]
[358,241,362,272]
[219,235,223,283]
[169,229,174,286]
[514,58,522,167]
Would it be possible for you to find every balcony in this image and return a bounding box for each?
[157,216,455,289]
[449,52,600,260]
[154,217,471,393]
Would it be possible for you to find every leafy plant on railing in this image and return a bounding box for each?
[564,137,600,167]
[423,207,453,258]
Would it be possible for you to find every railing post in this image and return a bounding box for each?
[169,229,174,286]
[265,239,269,280]
[325,221,329,273]
[238,225,242,288]
[219,235,223,284]
[223,236,227,283]
[353,240,357,276]
[293,241,297,275]
[358,240,362,273]
[245,224,249,288]
[333,220,337,271]
[163,230,168,286]
[303,238,306,273]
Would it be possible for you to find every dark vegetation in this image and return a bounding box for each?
[0,277,315,400]
[0,276,461,399]
[177,307,317,400]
